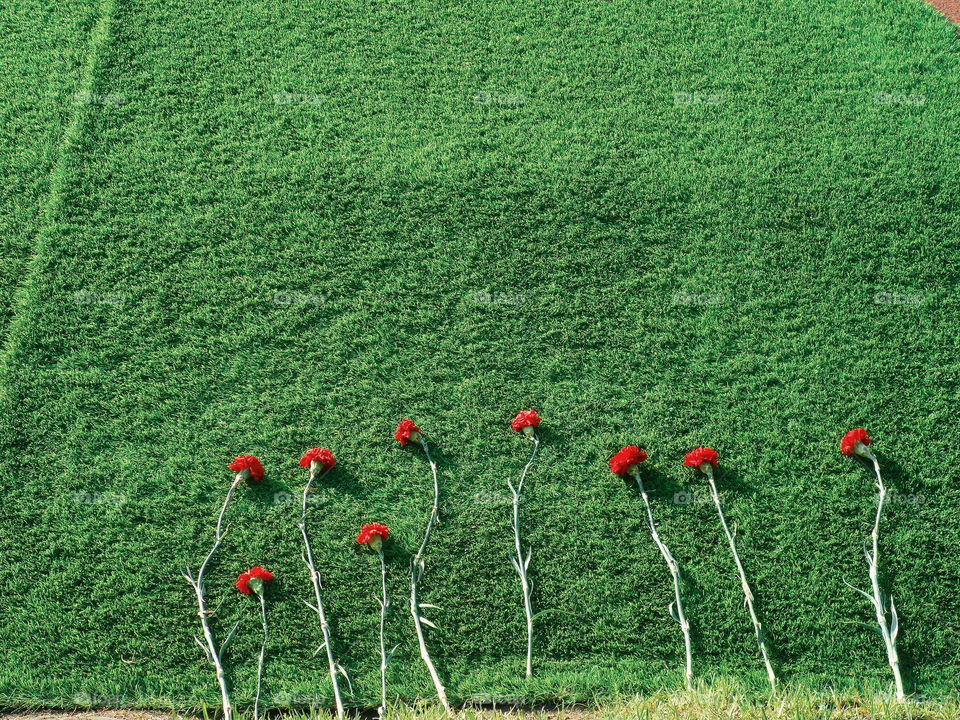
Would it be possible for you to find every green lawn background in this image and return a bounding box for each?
[1,0,960,708]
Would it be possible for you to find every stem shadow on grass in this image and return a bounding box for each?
[643,464,785,685]
[624,465,706,674]
[705,464,783,682]
[706,465,756,499]
[255,465,369,509]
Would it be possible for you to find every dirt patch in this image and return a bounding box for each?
[0,713,186,720]
[0,713,599,720]
[926,0,960,23]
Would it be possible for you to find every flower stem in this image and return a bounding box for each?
[182,476,241,720]
[410,439,450,713]
[509,436,539,678]
[378,549,389,719]
[705,467,776,692]
[299,468,346,720]
[254,592,268,720]
[864,452,905,700]
[634,471,692,690]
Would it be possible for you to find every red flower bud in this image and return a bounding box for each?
[299,447,336,471]
[395,419,422,446]
[841,428,872,456]
[229,455,264,482]
[683,447,718,470]
[236,565,274,595]
[609,445,648,475]
[357,522,389,551]
[511,410,542,433]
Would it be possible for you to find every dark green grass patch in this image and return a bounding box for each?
[1,0,960,709]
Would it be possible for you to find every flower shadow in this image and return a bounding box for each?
[237,464,369,523]
[633,464,688,501]
[706,465,756,499]
[624,465,708,662]
[869,450,907,489]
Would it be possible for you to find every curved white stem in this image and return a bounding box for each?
[634,471,692,690]
[378,550,389,718]
[864,452,905,700]
[509,436,539,678]
[705,468,776,691]
[183,476,241,720]
[410,439,450,712]
[254,592,267,720]
[299,468,346,720]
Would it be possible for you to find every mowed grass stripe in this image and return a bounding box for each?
[0,0,109,348]
[0,0,959,707]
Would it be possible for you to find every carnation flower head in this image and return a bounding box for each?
[841,428,872,457]
[683,447,718,471]
[300,447,336,471]
[511,409,541,438]
[609,445,648,476]
[395,419,422,446]
[357,522,390,551]
[236,565,274,595]
[229,455,264,482]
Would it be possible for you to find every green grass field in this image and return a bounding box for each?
[2,0,960,710]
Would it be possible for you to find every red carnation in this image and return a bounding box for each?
[841,428,872,456]
[609,445,648,476]
[684,447,718,470]
[235,565,274,595]
[357,522,389,551]
[229,455,264,482]
[511,410,542,433]
[300,447,336,471]
[395,419,421,446]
